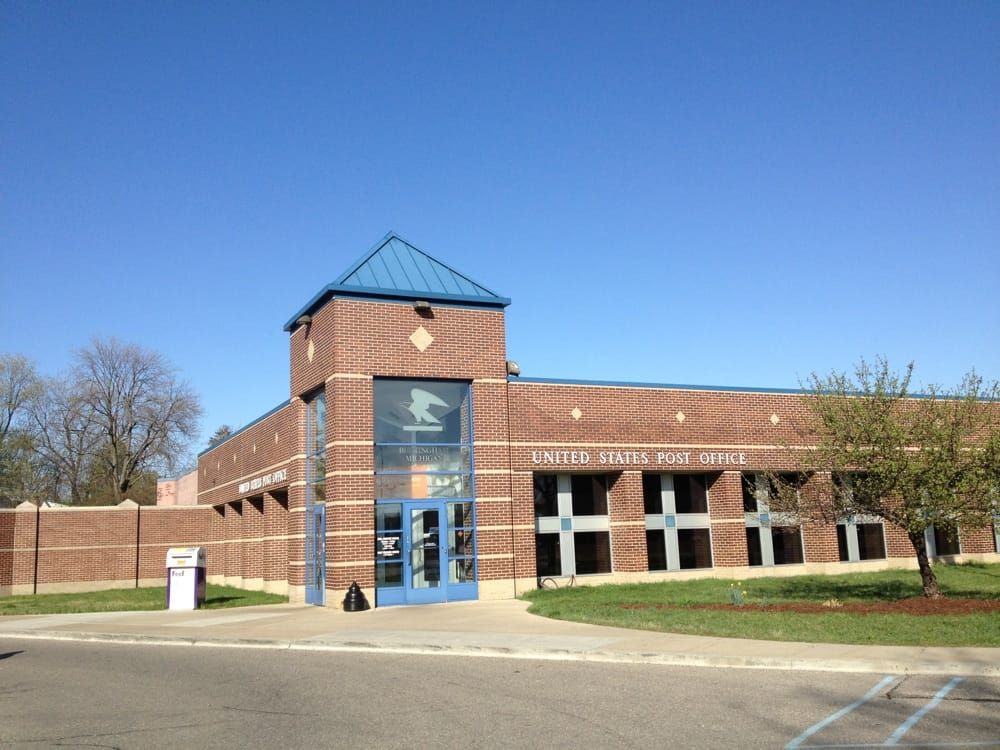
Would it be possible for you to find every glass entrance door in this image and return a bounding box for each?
[406,505,444,603]
[375,500,477,606]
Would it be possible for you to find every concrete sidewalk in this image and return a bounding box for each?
[1,599,997,676]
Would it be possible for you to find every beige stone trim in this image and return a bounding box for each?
[471,496,512,503]
[477,523,534,532]
[35,505,135,513]
[262,580,290,596]
[473,441,511,447]
[474,469,511,476]
[326,499,376,507]
[328,561,374,569]
[329,470,374,477]
[326,373,373,381]
[141,505,216,513]
[330,440,374,447]
[609,520,645,528]
[287,584,306,604]
[328,530,372,538]
[477,578,539,600]
[511,381,803,397]
[510,441,815,451]
[473,378,508,384]
[476,553,514,560]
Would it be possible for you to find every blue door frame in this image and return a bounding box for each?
[376,500,477,606]
[305,504,326,605]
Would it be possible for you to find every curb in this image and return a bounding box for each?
[3,629,998,677]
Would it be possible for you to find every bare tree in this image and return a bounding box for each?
[1,354,42,447]
[0,354,44,505]
[768,359,1000,598]
[74,338,202,504]
[30,376,103,504]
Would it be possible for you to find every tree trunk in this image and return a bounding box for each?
[909,530,941,598]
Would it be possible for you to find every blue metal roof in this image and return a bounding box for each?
[284,232,510,331]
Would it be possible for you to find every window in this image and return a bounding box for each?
[373,379,477,591]
[837,519,887,562]
[644,474,713,571]
[926,525,960,557]
[743,472,804,566]
[306,391,326,506]
[373,379,472,500]
[832,474,887,562]
[534,474,612,577]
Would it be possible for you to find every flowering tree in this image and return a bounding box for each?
[768,359,1000,598]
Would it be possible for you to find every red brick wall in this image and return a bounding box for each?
[197,404,294,507]
[0,504,218,593]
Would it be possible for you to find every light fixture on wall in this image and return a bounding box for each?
[413,300,432,313]
[506,360,521,376]
[295,314,312,328]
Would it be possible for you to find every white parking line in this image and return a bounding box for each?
[883,677,964,746]
[785,675,900,750]
[801,742,1000,749]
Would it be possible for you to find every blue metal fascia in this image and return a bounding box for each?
[283,285,510,331]
[507,377,971,401]
[328,285,509,307]
[198,400,291,457]
[282,285,337,332]
[508,376,805,396]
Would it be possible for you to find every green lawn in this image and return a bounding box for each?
[0,584,287,616]
[522,563,1000,647]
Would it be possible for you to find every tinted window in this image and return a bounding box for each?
[643,474,662,514]
[571,475,608,516]
[678,529,712,569]
[857,523,886,560]
[646,530,667,571]
[574,531,612,574]
[742,474,758,512]
[533,474,559,517]
[772,527,803,565]
[675,475,708,514]
[535,534,561,577]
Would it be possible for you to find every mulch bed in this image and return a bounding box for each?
[620,598,1000,616]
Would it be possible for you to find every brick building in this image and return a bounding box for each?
[8,232,994,600]
[191,232,999,606]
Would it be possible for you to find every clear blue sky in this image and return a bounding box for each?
[3,2,998,459]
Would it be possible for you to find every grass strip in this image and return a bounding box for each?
[0,584,287,616]
[522,562,1000,647]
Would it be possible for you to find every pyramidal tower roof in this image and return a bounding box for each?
[284,232,510,331]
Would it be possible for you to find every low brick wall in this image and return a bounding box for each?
[0,498,290,596]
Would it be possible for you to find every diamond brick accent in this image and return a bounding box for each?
[409,326,434,352]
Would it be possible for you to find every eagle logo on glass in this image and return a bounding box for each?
[404,388,449,426]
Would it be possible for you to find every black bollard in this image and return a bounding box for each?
[343,581,370,612]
